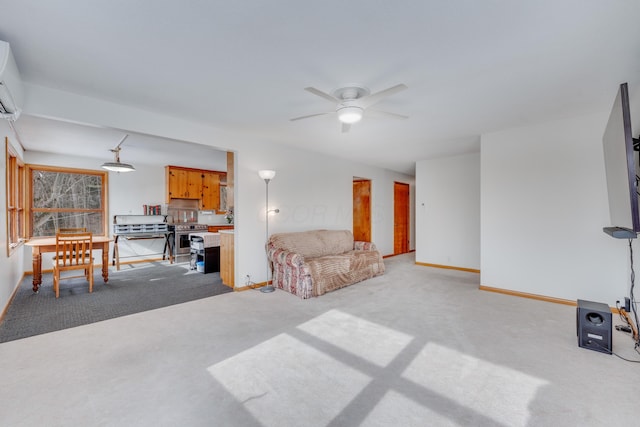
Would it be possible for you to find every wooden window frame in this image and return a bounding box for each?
[26,164,109,238]
[6,137,25,256]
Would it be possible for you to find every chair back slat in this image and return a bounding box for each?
[55,232,93,267]
[52,231,95,298]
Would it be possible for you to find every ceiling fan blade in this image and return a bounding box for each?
[290,112,331,121]
[368,109,409,120]
[361,84,408,108]
[304,87,339,103]
[341,122,351,133]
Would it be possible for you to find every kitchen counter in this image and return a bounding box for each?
[208,225,234,233]
[219,229,234,234]
[189,232,220,248]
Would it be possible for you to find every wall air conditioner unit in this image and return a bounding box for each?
[0,40,24,121]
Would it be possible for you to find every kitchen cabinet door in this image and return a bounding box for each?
[167,166,203,201]
[186,170,203,200]
[201,171,220,210]
[167,167,190,200]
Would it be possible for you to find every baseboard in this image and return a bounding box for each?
[235,280,269,292]
[0,271,26,324]
[479,285,617,313]
[416,262,480,274]
[116,257,166,267]
[383,250,415,259]
[25,258,167,275]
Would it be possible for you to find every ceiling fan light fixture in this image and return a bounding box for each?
[337,105,363,124]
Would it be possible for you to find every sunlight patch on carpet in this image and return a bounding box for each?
[207,333,371,427]
[296,309,413,367]
[360,390,454,427]
[208,309,548,426]
[402,342,548,426]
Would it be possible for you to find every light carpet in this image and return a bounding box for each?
[0,253,638,426]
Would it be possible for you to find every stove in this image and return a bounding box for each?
[172,223,208,258]
[173,223,208,232]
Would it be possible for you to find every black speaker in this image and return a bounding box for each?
[576,299,612,354]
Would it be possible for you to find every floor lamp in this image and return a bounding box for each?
[259,169,277,293]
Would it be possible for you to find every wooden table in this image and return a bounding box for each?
[25,236,112,293]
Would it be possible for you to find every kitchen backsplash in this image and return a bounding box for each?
[198,211,230,225]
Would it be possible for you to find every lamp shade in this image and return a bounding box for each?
[101,142,135,172]
[337,105,363,124]
[258,169,276,180]
[101,162,136,172]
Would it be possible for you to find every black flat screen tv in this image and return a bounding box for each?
[602,82,639,239]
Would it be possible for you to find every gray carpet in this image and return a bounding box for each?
[0,261,232,343]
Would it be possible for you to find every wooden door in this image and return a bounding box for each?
[394,182,409,254]
[353,179,371,242]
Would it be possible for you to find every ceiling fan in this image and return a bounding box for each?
[290,83,408,133]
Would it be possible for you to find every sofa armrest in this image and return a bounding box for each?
[354,241,378,251]
[268,248,305,267]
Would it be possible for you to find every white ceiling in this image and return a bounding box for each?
[1,1,640,175]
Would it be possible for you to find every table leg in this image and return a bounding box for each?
[163,232,174,264]
[102,243,109,283]
[32,252,42,292]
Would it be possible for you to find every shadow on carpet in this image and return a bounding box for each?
[0,261,233,343]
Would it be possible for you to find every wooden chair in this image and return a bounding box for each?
[57,228,91,257]
[52,232,94,298]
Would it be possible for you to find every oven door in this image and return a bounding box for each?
[175,231,192,256]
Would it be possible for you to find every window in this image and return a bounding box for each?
[27,165,108,237]
[6,137,25,255]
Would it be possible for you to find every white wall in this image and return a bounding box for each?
[0,123,26,312]
[481,112,629,306]
[3,84,413,299]
[415,152,480,270]
[234,141,414,283]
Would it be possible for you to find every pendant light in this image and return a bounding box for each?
[101,134,135,172]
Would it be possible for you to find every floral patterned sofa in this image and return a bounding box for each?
[266,229,385,299]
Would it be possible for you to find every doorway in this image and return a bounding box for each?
[394,181,409,254]
[353,178,371,242]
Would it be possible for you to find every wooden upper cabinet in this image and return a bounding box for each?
[186,170,203,200]
[201,171,220,210]
[166,166,225,211]
[167,167,190,199]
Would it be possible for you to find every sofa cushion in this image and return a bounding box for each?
[306,254,351,296]
[306,250,383,296]
[269,230,354,259]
